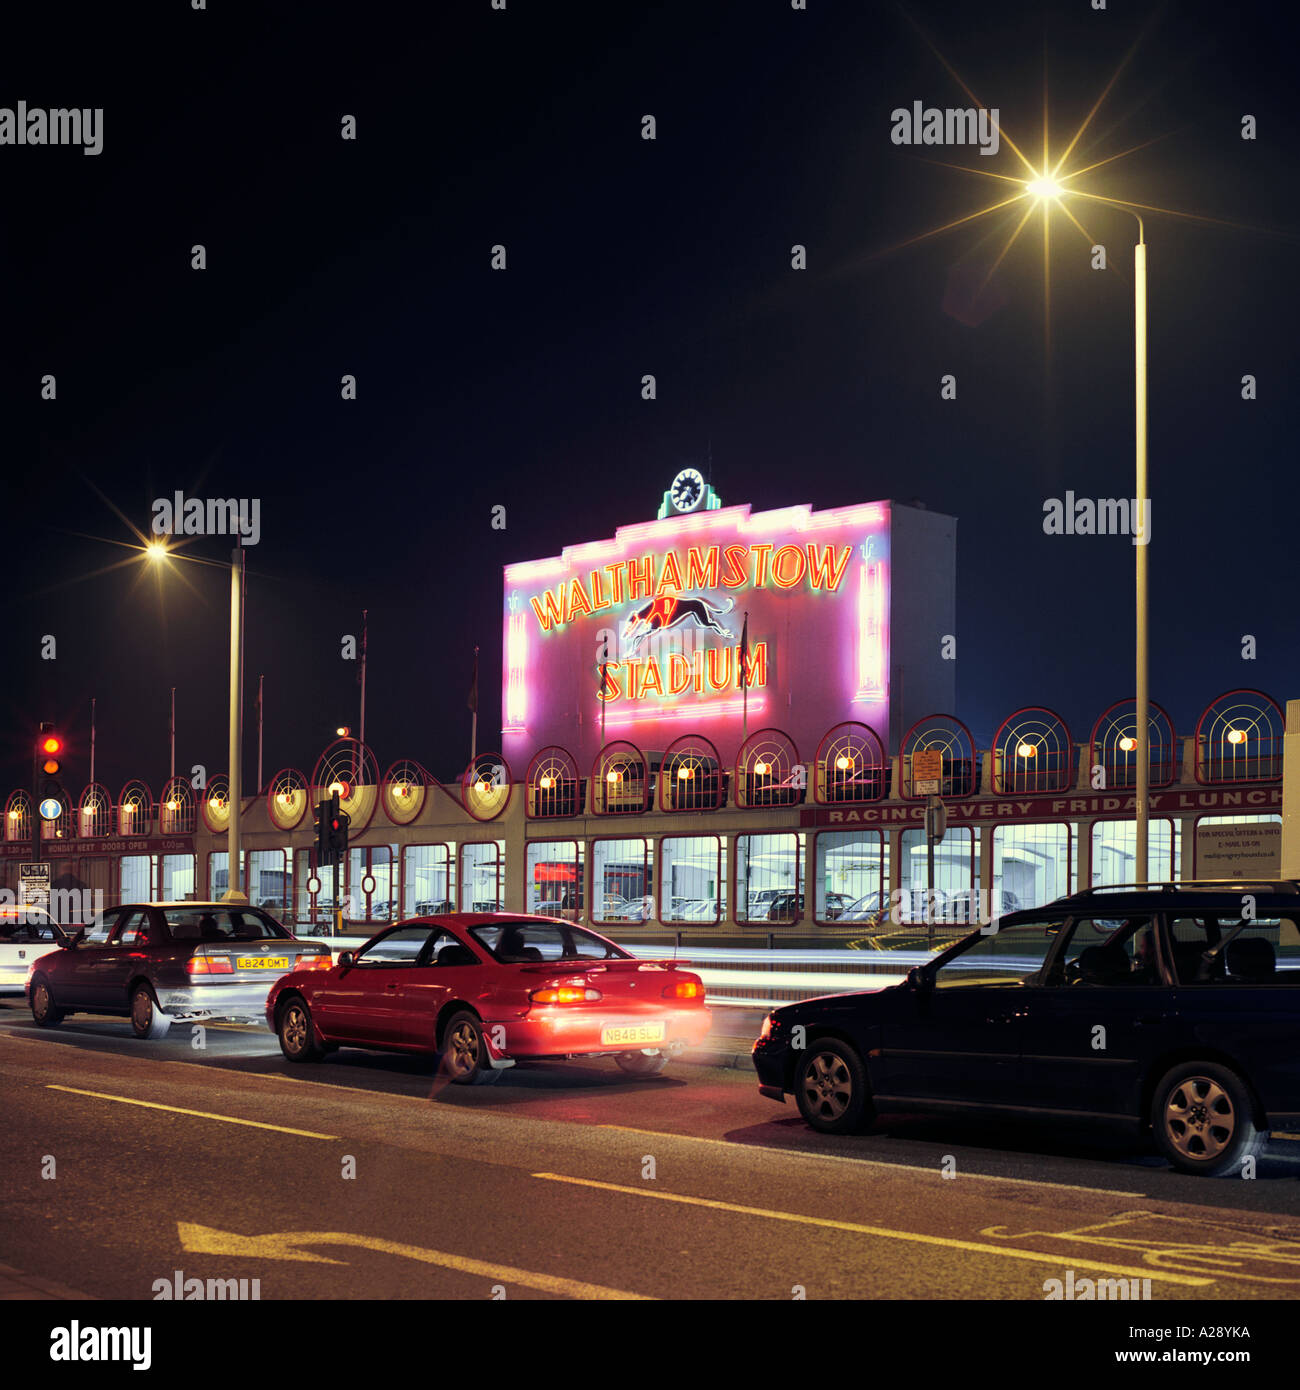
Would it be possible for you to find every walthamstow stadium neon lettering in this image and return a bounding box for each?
[527,542,853,633]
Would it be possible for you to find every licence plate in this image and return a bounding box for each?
[237,956,289,970]
[601,1022,665,1046]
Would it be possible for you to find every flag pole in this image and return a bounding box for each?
[89,697,96,787]
[256,675,264,794]
[470,646,479,764]
[170,687,176,786]
[741,610,750,746]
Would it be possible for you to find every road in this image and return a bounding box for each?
[2,997,1300,1303]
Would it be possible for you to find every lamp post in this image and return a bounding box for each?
[1026,178,1150,885]
[146,540,249,902]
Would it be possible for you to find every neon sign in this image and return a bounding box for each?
[503,500,891,763]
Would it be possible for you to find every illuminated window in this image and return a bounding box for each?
[734,833,800,924]
[660,837,725,924]
[992,823,1072,911]
[403,843,452,916]
[814,831,885,925]
[460,841,504,913]
[591,839,652,925]
[525,840,583,919]
[1091,819,1177,886]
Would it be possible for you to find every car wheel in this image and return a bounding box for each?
[794,1038,872,1134]
[130,983,172,1040]
[438,1010,502,1086]
[30,976,64,1027]
[1151,1061,1265,1177]
[616,1050,668,1077]
[277,995,325,1063]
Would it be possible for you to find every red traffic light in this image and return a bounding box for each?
[40,734,63,756]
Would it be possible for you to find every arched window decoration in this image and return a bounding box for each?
[900,715,977,799]
[461,752,513,822]
[815,722,886,804]
[991,708,1074,795]
[4,791,31,843]
[659,735,725,812]
[1091,700,1178,791]
[77,783,113,838]
[159,777,197,835]
[201,776,230,833]
[1196,689,1283,784]
[381,760,432,826]
[592,741,650,816]
[311,738,380,833]
[735,728,804,809]
[267,767,310,831]
[118,780,154,837]
[527,747,583,819]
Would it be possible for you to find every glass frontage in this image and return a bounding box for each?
[403,843,452,915]
[460,840,503,912]
[246,849,289,916]
[525,839,584,918]
[814,830,885,924]
[1091,819,1178,886]
[991,823,1072,911]
[591,838,651,924]
[734,832,800,924]
[659,836,725,924]
[160,853,196,903]
[121,854,151,902]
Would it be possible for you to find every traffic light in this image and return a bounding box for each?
[314,797,331,865]
[328,794,350,861]
[34,723,66,808]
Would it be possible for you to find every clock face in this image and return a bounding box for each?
[670,468,704,512]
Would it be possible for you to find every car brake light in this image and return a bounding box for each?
[662,979,704,999]
[295,954,333,971]
[758,1013,774,1040]
[530,985,602,1004]
[187,955,234,976]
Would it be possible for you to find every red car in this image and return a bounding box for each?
[265,913,710,1082]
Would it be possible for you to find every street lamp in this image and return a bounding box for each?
[1024,173,1150,883]
[143,541,249,902]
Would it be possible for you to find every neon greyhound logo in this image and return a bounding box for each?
[620,593,736,655]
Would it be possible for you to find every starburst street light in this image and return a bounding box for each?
[874,22,1280,886]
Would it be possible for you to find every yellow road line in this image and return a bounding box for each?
[597,1124,1150,1197]
[531,1172,1213,1287]
[46,1086,338,1140]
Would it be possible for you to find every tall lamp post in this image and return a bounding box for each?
[1027,177,1150,884]
[146,541,249,902]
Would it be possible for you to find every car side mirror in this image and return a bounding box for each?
[907,966,932,993]
[64,928,85,948]
[338,951,354,969]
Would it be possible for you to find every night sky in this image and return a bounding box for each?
[10,0,1299,801]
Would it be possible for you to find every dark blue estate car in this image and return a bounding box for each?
[753,881,1300,1176]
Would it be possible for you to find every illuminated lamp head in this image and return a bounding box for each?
[677,765,694,780]
[328,780,347,797]
[1119,736,1137,752]
[835,754,852,771]
[397,783,411,798]
[1016,742,1037,758]
[606,768,621,783]
[539,775,555,790]
[754,761,771,775]
[1226,728,1247,745]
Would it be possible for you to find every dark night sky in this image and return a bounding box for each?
[8,0,1299,800]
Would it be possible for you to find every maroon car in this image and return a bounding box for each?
[28,902,332,1039]
[265,913,711,1082]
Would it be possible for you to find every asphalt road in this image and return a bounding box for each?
[2,997,1300,1303]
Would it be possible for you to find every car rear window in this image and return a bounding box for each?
[1169,915,1300,984]
[470,920,629,962]
[162,908,288,942]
